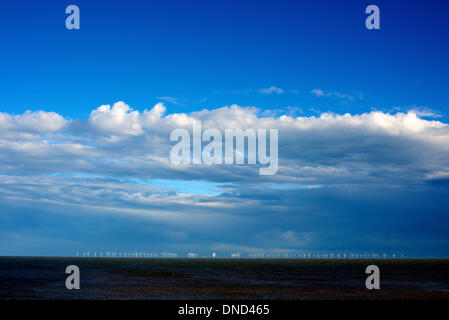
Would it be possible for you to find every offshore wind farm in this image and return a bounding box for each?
[73,250,404,259]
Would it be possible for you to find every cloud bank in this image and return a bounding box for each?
[1,102,449,256]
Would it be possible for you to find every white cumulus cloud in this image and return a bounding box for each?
[0,110,68,132]
[259,86,285,95]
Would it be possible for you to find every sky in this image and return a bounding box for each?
[0,0,449,257]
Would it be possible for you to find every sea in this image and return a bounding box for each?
[0,257,448,300]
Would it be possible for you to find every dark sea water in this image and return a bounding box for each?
[0,257,448,300]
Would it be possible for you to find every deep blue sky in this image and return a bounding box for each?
[1,0,448,119]
[1,0,449,257]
